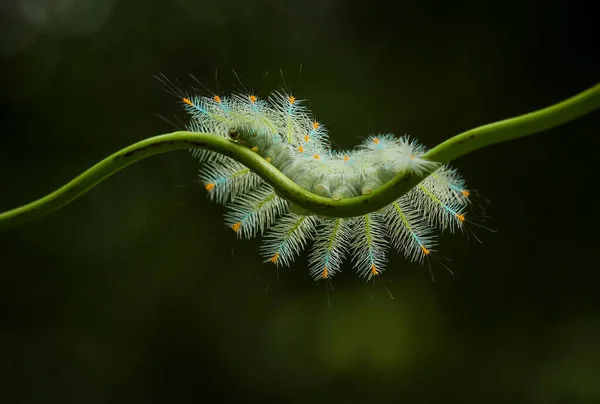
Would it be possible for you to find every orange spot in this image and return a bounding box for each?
[249,95,257,104]
[456,213,465,222]
[461,190,470,197]
[410,154,415,159]
[313,154,320,160]
[321,267,329,279]
[312,121,320,130]
[373,137,380,144]
[304,134,310,142]
[213,95,221,103]
[343,155,350,161]
[182,97,193,106]
[270,253,279,264]
[370,264,379,276]
[420,245,430,255]
[251,146,259,152]
[288,96,295,104]
[205,183,215,192]
[298,146,305,153]
[232,222,241,232]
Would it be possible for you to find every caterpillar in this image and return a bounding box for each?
[163,78,478,282]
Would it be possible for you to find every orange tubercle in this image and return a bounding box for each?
[232,222,241,232]
[373,137,380,144]
[205,183,215,192]
[213,95,221,103]
[312,121,320,130]
[370,264,379,276]
[249,95,257,104]
[270,253,279,264]
[461,190,470,197]
[288,96,295,104]
[456,213,465,222]
[182,97,193,106]
[313,154,320,160]
[321,267,329,279]
[343,155,350,161]
[420,245,430,255]
[304,134,310,142]
[298,146,305,153]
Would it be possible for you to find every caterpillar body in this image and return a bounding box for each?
[170,83,476,281]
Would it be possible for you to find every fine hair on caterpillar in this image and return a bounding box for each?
[158,73,485,282]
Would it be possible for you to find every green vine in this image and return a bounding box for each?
[1,83,599,232]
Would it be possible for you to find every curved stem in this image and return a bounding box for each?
[1,83,599,232]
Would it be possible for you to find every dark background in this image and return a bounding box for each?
[1,0,599,402]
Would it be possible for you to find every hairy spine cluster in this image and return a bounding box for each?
[178,90,472,280]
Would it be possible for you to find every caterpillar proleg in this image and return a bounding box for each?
[165,77,480,282]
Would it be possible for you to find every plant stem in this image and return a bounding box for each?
[1,83,599,232]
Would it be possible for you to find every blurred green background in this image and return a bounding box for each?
[1,0,599,402]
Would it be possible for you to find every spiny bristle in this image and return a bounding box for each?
[223,184,288,239]
[308,218,352,280]
[199,157,262,204]
[350,213,389,280]
[383,198,438,264]
[259,213,318,267]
